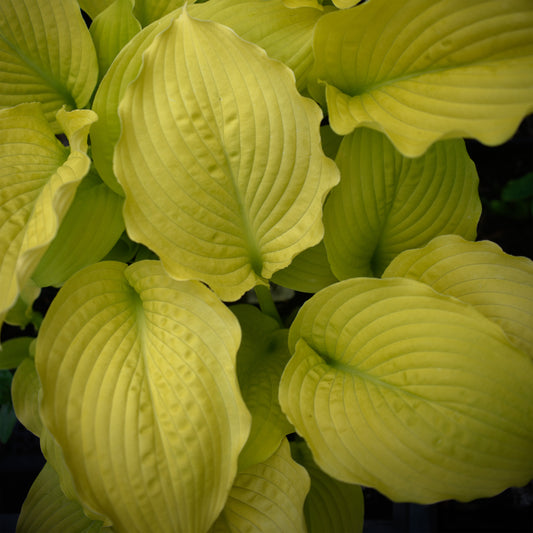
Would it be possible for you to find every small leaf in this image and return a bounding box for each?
[4,280,41,329]
[0,0,98,132]
[280,277,533,503]
[323,128,480,278]
[36,260,251,531]
[11,357,42,437]
[114,12,339,301]
[210,439,310,533]
[17,463,107,533]
[232,304,293,470]
[0,337,33,369]
[312,0,533,156]
[383,234,533,359]
[0,402,16,444]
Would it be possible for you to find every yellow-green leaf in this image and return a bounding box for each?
[232,304,293,470]
[35,260,251,532]
[210,439,310,533]
[11,356,42,437]
[0,104,96,326]
[114,12,339,301]
[384,235,533,360]
[0,0,98,132]
[134,0,192,27]
[17,463,107,533]
[323,128,480,278]
[312,0,533,156]
[280,277,533,503]
[79,0,114,20]
[0,337,33,369]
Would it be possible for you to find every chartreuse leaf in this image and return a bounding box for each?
[272,242,338,293]
[35,260,251,532]
[210,439,309,533]
[0,0,98,132]
[11,356,42,437]
[17,463,107,533]
[79,0,114,20]
[89,0,141,81]
[323,129,480,279]
[4,279,41,329]
[312,0,533,157]
[384,235,533,360]
[279,277,533,504]
[134,0,192,27]
[114,12,339,301]
[231,305,293,470]
[291,439,364,533]
[0,337,33,369]
[0,104,96,328]
[32,169,125,288]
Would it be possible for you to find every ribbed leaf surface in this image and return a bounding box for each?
[313,0,533,156]
[384,235,533,359]
[36,261,251,532]
[280,277,533,503]
[114,12,338,301]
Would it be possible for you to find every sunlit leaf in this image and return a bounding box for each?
[11,357,42,437]
[384,235,533,360]
[17,463,107,533]
[36,260,251,531]
[114,12,339,301]
[210,439,309,533]
[90,0,141,80]
[32,169,125,288]
[291,439,364,533]
[323,128,480,278]
[0,337,33,369]
[231,304,293,470]
[312,0,533,156]
[280,277,533,503]
[0,0,98,132]
[0,104,96,327]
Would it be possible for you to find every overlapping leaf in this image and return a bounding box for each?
[312,0,533,156]
[36,260,251,532]
[384,235,533,359]
[11,356,42,437]
[0,0,98,132]
[323,128,480,278]
[0,104,96,327]
[210,439,309,533]
[280,277,533,503]
[114,12,339,301]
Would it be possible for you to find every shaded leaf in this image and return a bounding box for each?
[0,337,33,369]
[11,356,42,437]
[134,0,192,27]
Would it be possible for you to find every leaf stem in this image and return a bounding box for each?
[254,284,283,327]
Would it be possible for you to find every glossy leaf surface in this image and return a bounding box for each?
[323,129,480,278]
[114,12,338,301]
[280,277,533,503]
[36,260,251,532]
[384,235,533,359]
[313,0,533,156]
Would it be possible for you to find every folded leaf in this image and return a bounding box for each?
[210,439,309,533]
[0,104,96,326]
[280,277,533,503]
[312,0,533,156]
[0,0,98,132]
[79,0,114,20]
[323,129,480,278]
[17,463,107,533]
[384,235,533,359]
[36,260,251,532]
[114,11,339,301]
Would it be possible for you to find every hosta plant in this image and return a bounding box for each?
[1,0,533,531]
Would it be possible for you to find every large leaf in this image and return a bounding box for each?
[323,128,480,278]
[312,0,533,156]
[0,0,98,132]
[384,235,533,360]
[210,439,309,533]
[114,11,339,301]
[279,277,533,503]
[231,305,293,470]
[35,260,251,532]
[0,104,96,327]
[17,463,107,533]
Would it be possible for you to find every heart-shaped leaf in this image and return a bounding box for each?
[280,277,533,503]
[384,235,533,359]
[36,260,251,531]
[323,128,480,278]
[0,0,98,132]
[114,11,339,301]
[312,0,533,156]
